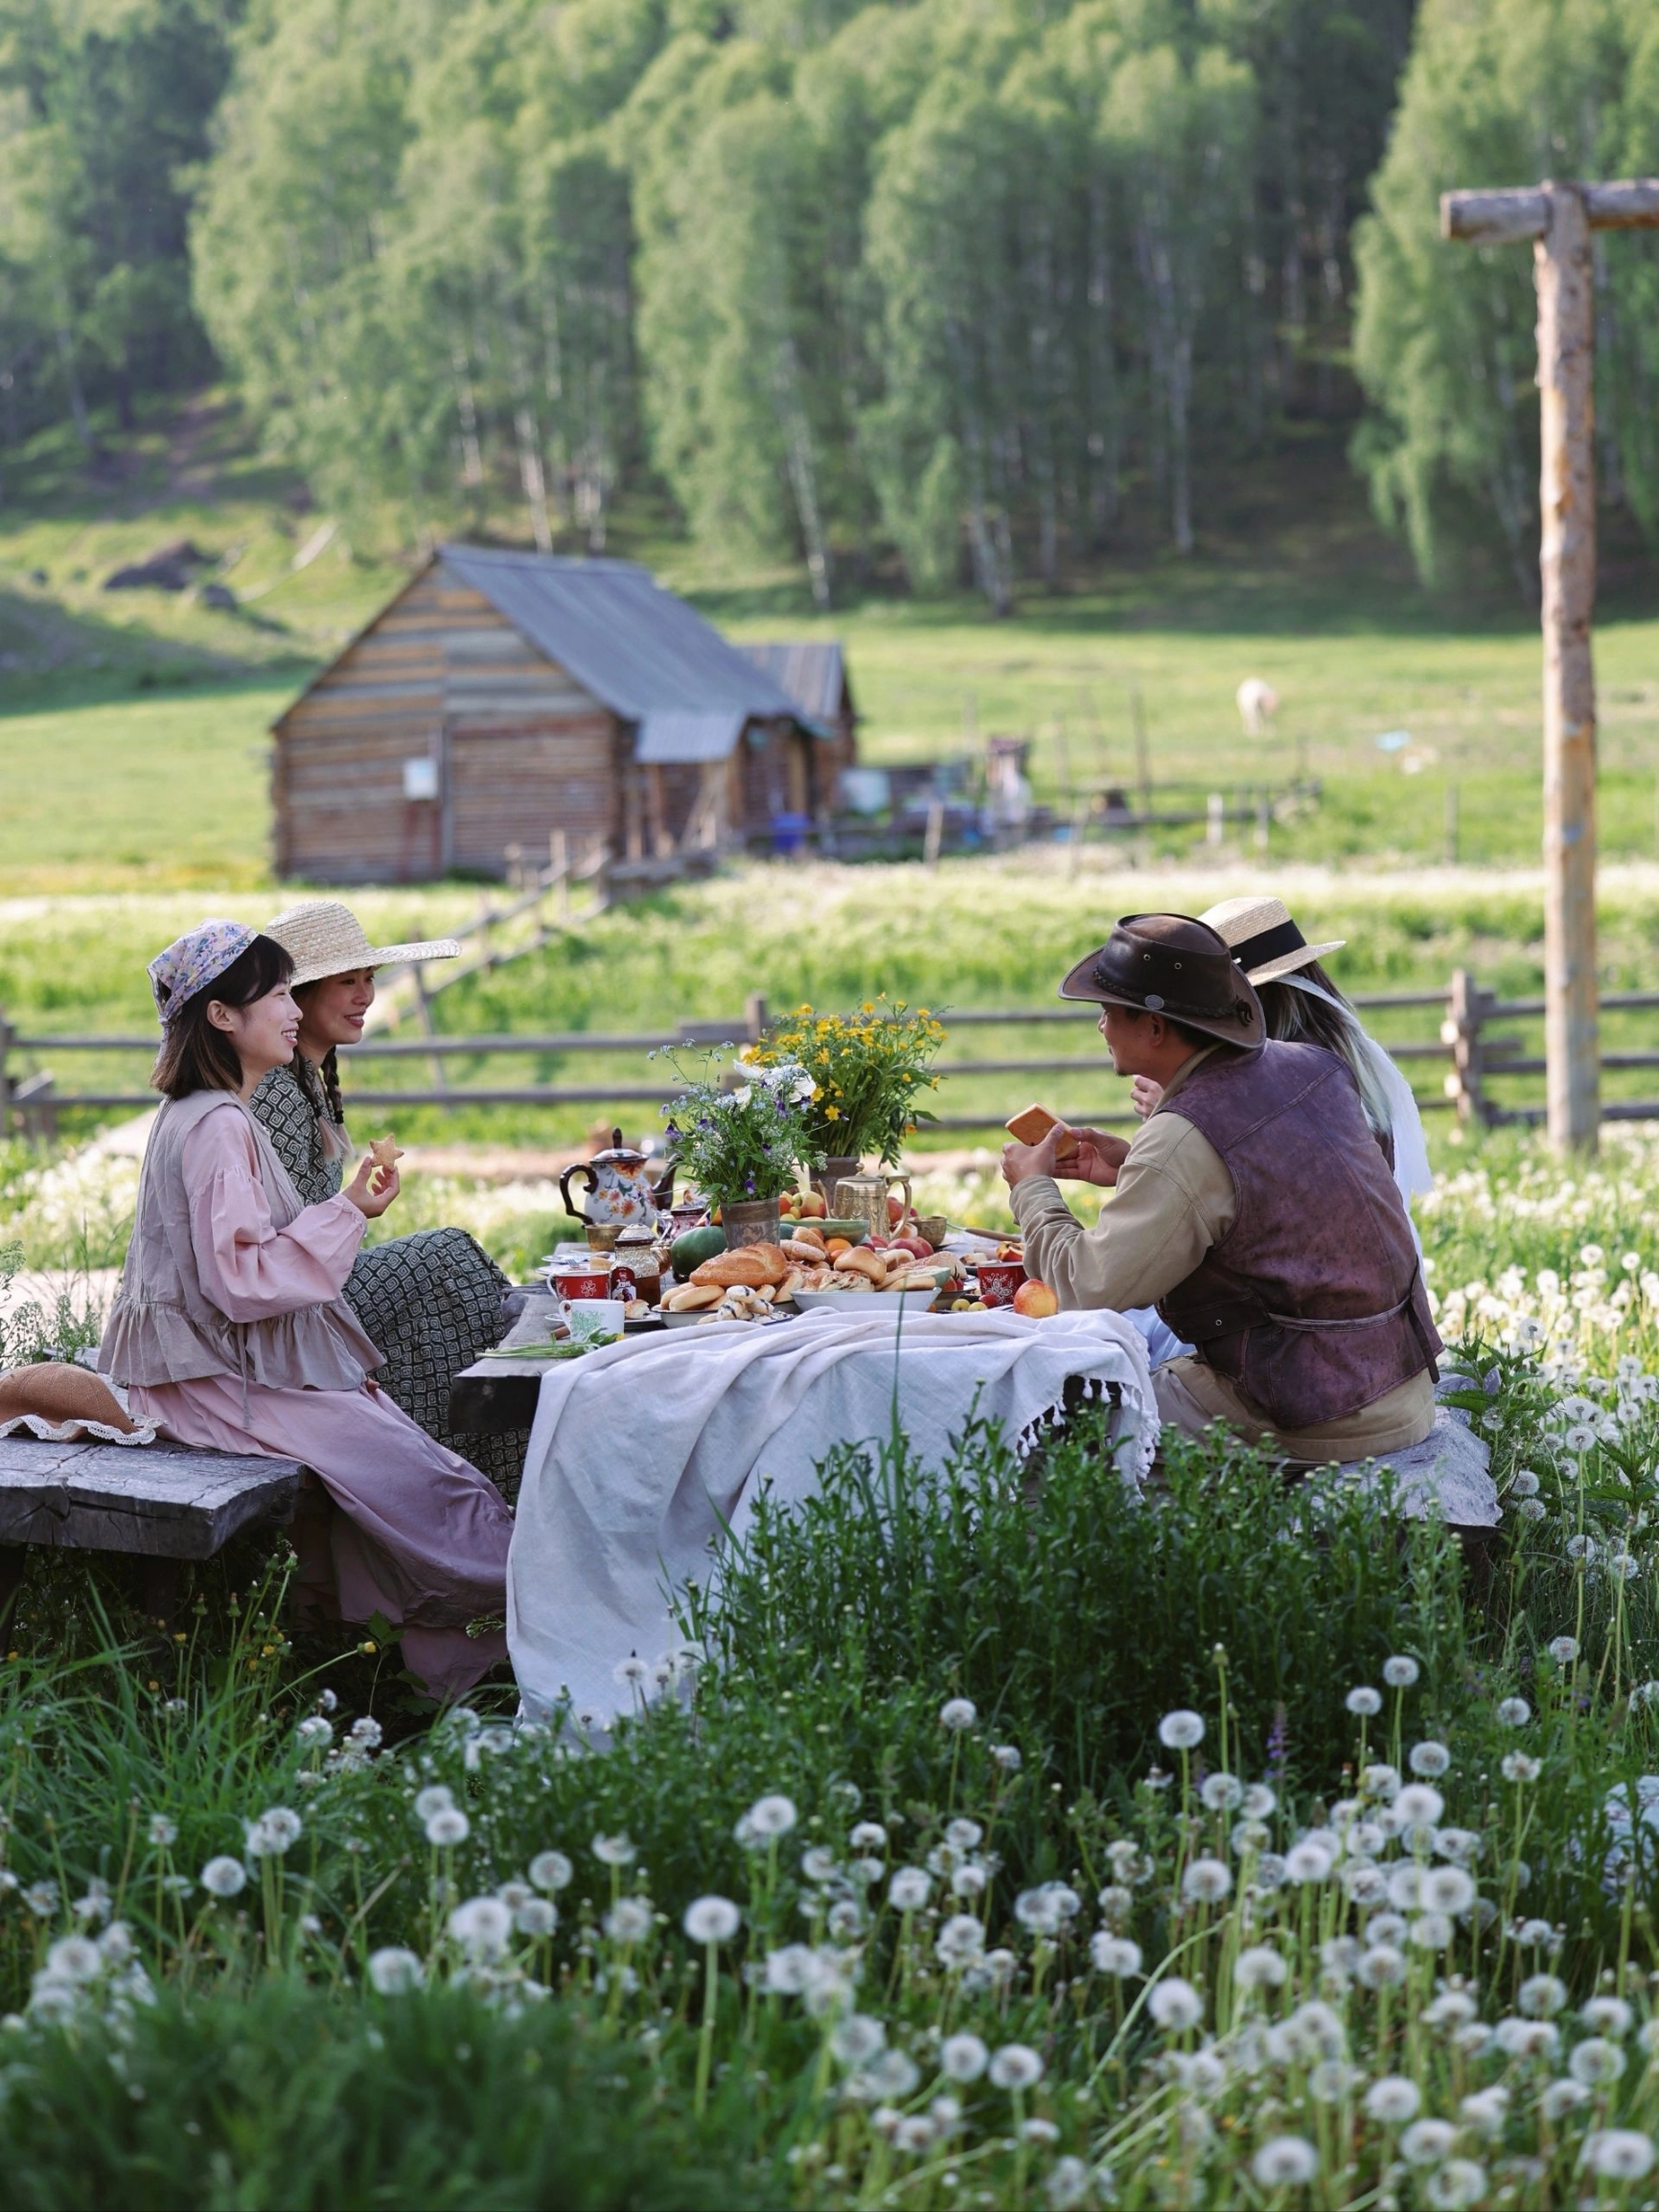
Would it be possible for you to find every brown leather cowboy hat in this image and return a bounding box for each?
[1059,913,1265,1050]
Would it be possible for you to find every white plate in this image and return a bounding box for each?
[793,1285,941,1312]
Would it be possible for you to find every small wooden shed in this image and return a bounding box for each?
[270,546,844,883]
[742,643,859,789]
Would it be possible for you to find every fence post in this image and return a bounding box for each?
[1207,793,1225,846]
[745,993,769,1044]
[1441,967,1495,1127]
[0,1007,12,1132]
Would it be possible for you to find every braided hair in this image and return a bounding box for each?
[289,981,352,1162]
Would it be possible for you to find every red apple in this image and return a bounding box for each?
[797,1190,828,1219]
[887,1194,907,1227]
[1012,1279,1059,1318]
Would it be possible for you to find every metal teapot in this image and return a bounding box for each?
[559,1131,674,1231]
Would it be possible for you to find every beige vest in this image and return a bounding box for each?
[99,1089,380,1394]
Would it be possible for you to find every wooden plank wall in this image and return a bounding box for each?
[274,563,622,882]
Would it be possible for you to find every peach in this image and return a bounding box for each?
[797,1190,828,1219]
[887,1193,907,1227]
[1012,1279,1059,1319]
[825,1237,852,1258]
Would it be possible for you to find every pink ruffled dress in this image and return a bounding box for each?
[100,1093,512,1697]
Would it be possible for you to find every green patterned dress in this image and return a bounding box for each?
[249,1066,528,1499]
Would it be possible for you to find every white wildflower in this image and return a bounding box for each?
[1147,1977,1203,2033]
[448,1895,513,1960]
[1346,1686,1382,1716]
[937,1697,977,1731]
[424,1806,470,1847]
[940,2031,989,2082]
[1382,1655,1420,1688]
[1364,2076,1420,2124]
[1181,1856,1232,1903]
[199,1856,246,1899]
[1157,1710,1205,1750]
[1252,2137,1317,2188]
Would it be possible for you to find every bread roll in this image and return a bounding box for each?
[662,1284,723,1312]
[689,1241,789,1290]
[833,1246,887,1284]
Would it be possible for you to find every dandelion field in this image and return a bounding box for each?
[3,1115,1659,2206]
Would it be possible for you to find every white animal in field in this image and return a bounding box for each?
[1235,678,1280,736]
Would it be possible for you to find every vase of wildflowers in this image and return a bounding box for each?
[747,999,946,1178]
[657,1051,822,1243]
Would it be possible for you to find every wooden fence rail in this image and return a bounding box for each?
[6,972,1659,1141]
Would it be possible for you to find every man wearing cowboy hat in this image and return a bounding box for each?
[1002,913,1440,1469]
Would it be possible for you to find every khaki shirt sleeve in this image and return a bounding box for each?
[1007,1114,1236,1313]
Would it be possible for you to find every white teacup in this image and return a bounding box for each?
[565,1298,623,1342]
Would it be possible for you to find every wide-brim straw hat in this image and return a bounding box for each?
[265,899,461,987]
[1198,895,1345,987]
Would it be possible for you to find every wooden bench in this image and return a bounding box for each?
[0,1436,306,1630]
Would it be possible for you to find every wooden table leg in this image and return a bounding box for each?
[0,1545,26,1642]
[135,1555,181,1629]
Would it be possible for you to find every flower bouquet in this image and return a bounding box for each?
[748,999,946,1168]
[657,1052,824,1243]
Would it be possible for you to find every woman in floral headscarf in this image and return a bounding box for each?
[98,922,513,1699]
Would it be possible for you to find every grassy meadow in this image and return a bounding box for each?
[7,400,1659,896]
[9,405,1659,2206]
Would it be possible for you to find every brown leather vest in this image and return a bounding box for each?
[1155,1042,1440,1431]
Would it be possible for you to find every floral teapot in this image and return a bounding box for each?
[559,1131,674,1231]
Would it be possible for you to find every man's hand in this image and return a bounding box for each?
[1001,1116,1073,1189]
[1061,1126,1130,1187]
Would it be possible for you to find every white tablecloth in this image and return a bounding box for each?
[506,1307,1156,1723]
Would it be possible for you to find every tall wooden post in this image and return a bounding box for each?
[1534,185,1599,1151]
[1441,175,1659,1153]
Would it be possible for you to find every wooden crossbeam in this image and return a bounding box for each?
[1439,177,1659,1154]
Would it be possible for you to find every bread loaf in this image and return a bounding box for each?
[689,1241,789,1290]
[662,1284,724,1312]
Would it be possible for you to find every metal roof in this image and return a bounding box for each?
[634,710,747,766]
[742,642,853,727]
[437,545,802,732]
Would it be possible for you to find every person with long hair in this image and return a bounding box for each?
[1129,896,1433,1217]
[98,921,513,1698]
[247,901,528,1495]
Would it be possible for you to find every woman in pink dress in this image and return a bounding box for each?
[99,920,514,1698]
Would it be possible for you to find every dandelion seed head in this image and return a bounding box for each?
[682,1895,740,1945]
[425,1807,470,1847]
[1399,2117,1458,2167]
[1363,2075,1420,2124]
[366,1947,423,1994]
[1147,1977,1203,2033]
[199,1856,246,1899]
[1157,1709,1205,1750]
[1584,2131,1656,2181]
[1346,1686,1383,1717]
[1252,2136,1317,2188]
[529,1850,573,1892]
[987,2042,1044,2090]
[1382,1655,1420,1688]
[937,1697,977,1732]
[940,2031,989,2082]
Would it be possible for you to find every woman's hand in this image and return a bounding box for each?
[345,1155,401,1219]
[1130,1074,1164,1120]
[1060,1127,1130,1187]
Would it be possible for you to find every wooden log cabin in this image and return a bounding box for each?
[270,545,849,883]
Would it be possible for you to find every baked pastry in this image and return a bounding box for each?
[662,1283,724,1312]
[832,1246,887,1284]
[368,1135,403,1172]
[1004,1104,1078,1159]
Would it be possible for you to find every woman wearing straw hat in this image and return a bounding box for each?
[1129,895,1433,1220]
[251,900,527,1496]
[99,921,512,1699]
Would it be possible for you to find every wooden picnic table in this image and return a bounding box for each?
[449,1291,566,1435]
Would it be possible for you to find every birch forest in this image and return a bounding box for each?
[4,0,1659,606]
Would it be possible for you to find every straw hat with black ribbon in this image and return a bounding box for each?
[265,900,462,987]
[1197,895,1345,987]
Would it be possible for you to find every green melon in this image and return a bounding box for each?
[670,1226,727,1276]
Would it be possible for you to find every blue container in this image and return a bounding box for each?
[771,811,811,855]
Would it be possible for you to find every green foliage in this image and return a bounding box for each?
[0,1979,769,2210]
[1353,0,1659,586]
[702,1414,1472,1802]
